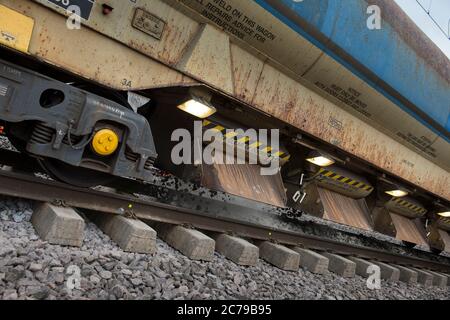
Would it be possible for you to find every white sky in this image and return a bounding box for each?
[395,0,450,58]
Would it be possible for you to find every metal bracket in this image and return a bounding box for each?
[137,154,149,172]
[181,223,196,230]
[124,203,139,220]
[51,199,68,207]
[124,209,139,220]
[53,122,68,150]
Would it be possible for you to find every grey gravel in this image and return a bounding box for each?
[0,136,17,152]
[0,195,449,300]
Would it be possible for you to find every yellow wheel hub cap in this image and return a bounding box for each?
[92,129,119,156]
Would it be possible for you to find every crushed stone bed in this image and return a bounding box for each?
[0,196,448,300]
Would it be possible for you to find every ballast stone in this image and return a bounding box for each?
[156,225,215,261]
[214,234,259,266]
[31,203,85,247]
[93,214,157,254]
[292,248,329,274]
[322,253,356,278]
[258,242,300,271]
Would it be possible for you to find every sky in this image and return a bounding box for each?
[395,0,450,58]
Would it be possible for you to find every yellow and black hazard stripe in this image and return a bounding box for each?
[317,168,374,192]
[439,217,450,224]
[202,120,291,163]
[392,198,427,215]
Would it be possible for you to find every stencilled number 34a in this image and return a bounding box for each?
[121,79,132,88]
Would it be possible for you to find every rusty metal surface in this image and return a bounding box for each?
[250,63,450,201]
[390,212,428,246]
[169,0,450,171]
[317,187,373,231]
[370,0,449,83]
[0,0,196,90]
[257,0,450,168]
[176,24,234,94]
[1,0,449,202]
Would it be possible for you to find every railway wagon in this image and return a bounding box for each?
[0,0,449,252]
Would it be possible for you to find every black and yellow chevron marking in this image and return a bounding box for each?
[202,120,290,162]
[392,197,427,215]
[318,168,374,192]
[439,217,450,224]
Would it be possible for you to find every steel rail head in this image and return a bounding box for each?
[0,149,449,272]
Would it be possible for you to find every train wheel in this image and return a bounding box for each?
[38,158,115,188]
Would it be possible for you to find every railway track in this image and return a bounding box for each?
[0,148,449,275]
